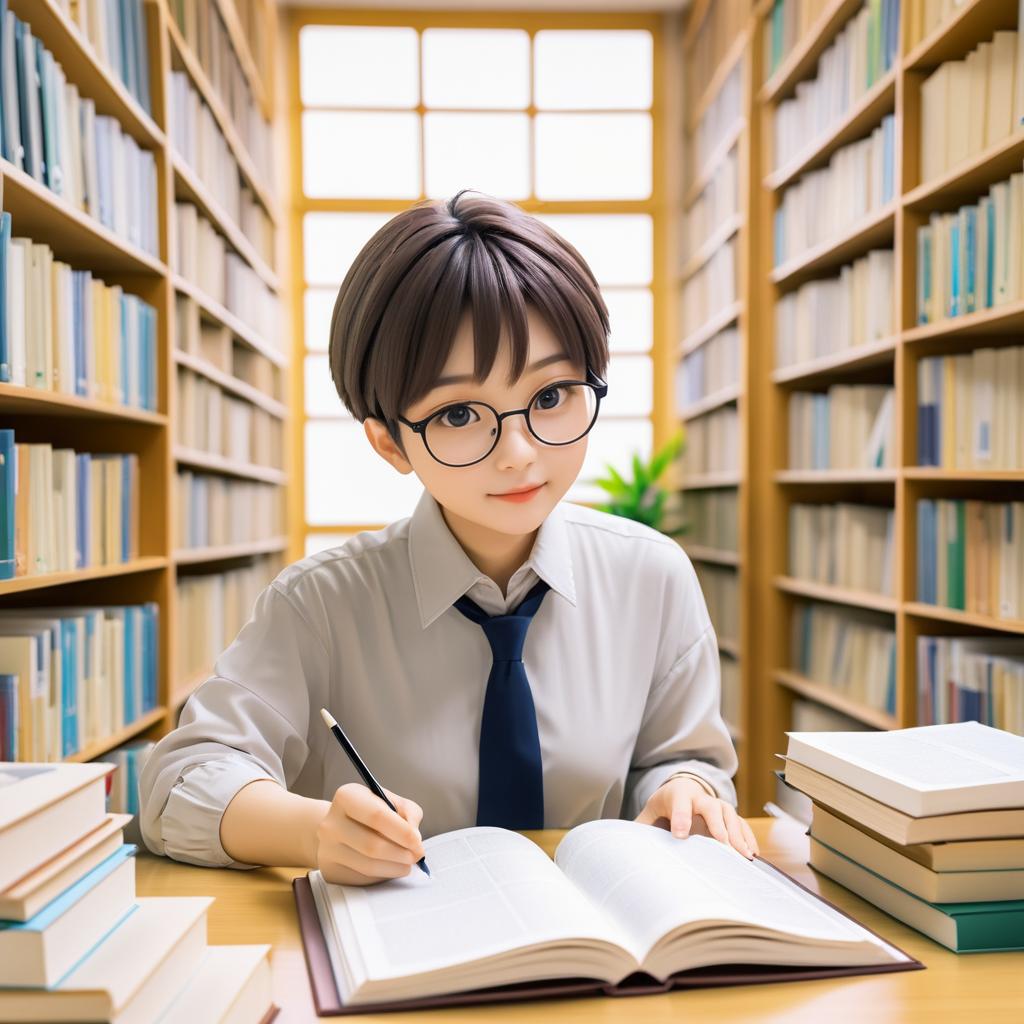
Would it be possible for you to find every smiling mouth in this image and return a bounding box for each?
[491,483,545,497]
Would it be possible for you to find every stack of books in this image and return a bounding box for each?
[782,722,1024,952]
[0,761,277,1022]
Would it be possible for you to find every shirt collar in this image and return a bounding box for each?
[408,489,577,629]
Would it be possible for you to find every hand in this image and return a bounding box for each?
[314,783,426,885]
[634,777,759,860]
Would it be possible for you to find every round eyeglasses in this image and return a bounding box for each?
[396,368,609,468]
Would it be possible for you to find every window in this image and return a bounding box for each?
[294,14,660,554]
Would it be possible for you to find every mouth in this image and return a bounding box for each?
[489,483,546,502]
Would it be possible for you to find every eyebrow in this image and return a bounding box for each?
[432,353,573,389]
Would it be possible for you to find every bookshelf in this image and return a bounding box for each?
[676,0,764,813]
[740,0,1024,807]
[0,0,290,764]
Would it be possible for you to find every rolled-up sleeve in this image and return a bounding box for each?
[621,547,739,819]
[139,581,328,868]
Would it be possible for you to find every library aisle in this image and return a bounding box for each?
[1,0,1022,827]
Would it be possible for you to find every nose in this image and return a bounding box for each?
[492,412,538,470]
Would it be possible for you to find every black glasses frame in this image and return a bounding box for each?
[396,366,609,468]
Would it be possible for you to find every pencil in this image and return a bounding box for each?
[319,708,430,877]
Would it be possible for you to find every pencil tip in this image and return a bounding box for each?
[418,859,431,877]
[320,708,337,729]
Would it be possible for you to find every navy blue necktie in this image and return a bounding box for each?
[454,578,551,829]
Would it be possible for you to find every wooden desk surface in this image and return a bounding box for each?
[136,817,1024,1023]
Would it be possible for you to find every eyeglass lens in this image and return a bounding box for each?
[424,383,598,466]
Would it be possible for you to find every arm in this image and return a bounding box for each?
[138,581,323,869]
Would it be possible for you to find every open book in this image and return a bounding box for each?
[294,819,921,1015]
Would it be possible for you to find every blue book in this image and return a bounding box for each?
[885,640,896,717]
[964,207,977,314]
[0,672,16,759]
[985,198,996,308]
[143,602,157,712]
[75,452,88,569]
[60,618,77,757]
[949,218,961,318]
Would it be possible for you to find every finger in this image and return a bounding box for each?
[669,797,693,839]
[634,789,669,827]
[694,797,730,846]
[346,787,424,852]
[336,814,423,866]
[328,842,414,881]
[722,804,753,859]
[391,793,424,829]
[739,817,760,857]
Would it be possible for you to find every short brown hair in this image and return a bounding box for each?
[328,190,610,444]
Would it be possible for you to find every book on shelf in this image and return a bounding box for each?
[919,30,1020,186]
[175,469,285,549]
[788,502,894,595]
[916,347,1023,469]
[763,0,831,83]
[790,602,896,718]
[775,250,893,370]
[295,819,921,1014]
[773,114,895,267]
[772,0,900,173]
[916,498,1024,620]
[0,602,160,761]
[918,635,1024,733]
[0,222,157,408]
[788,385,894,469]
[0,761,278,1022]
[678,405,738,476]
[0,5,158,253]
[0,431,141,579]
[54,0,152,113]
[916,164,1024,323]
[678,327,739,407]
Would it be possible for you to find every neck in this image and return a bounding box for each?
[440,505,538,596]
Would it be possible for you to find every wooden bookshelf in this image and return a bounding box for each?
[678,1,762,815]
[728,0,1024,808]
[0,0,290,765]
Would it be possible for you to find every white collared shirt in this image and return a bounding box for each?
[139,489,738,868]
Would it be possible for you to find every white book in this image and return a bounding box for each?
[0,897,212,1024]
[0,847,135,987]
[785,722,1024,817]
[155,945,274,1024]
[307,821,912,1008]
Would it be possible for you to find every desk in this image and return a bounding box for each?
[136,816,1024,1022]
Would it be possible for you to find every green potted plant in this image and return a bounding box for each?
[593,429,687,537]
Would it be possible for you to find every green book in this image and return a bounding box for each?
[810,836,1024,953]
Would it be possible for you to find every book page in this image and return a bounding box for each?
[324,827,637,985]
[554,820,902,966]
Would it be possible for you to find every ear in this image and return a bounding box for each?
[363,417,414,475]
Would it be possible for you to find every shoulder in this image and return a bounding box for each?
[560,501,694,578]
[268,515,413,611]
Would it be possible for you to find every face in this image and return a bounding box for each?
[364,307,591,540]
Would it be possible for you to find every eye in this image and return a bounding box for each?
[533,386,565,411]
[437,404,479,428]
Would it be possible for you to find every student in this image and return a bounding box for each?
[139,189,755,885]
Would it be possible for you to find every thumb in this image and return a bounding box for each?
[634,785,669,826]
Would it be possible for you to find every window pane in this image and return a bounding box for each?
[534,30,652,110]
[535,113,651,200]
[304,288,336,352]
[305,355,350,418]
[579,416,653,483]
[423,29,530,108]
[604,288,652,352]
[306,421,422,525]
[299,26,418,108]
[536,214,652,285]
[303,111,420,199]
[602,355,652,416]
[303,212,392,287]
[424,113,530,199]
